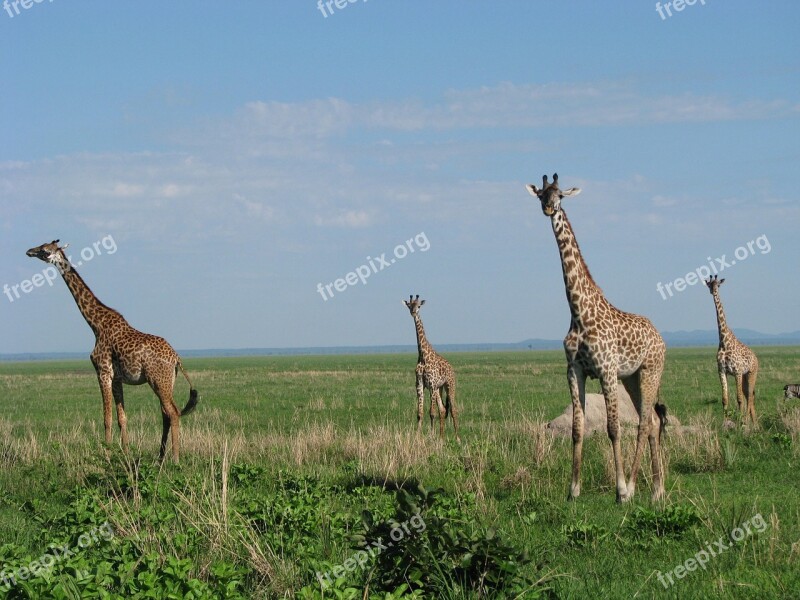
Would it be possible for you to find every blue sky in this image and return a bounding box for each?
[1,1,798,354]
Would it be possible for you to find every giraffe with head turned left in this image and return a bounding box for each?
[26,240,199,462]
[403,295,460,441]
[526,174,668,503]
[705,275,758,423]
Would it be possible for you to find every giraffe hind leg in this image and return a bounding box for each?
[744,368,758,424]
[444,380,459,441]
[152,369,181,463]
[600,377,628,503]
[112,378,129,451]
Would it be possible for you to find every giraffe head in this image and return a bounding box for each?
[403,294,425,316]
[26,240,71,271]
[705,274,725,294]
[526,173,581,216]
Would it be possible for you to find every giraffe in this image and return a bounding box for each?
[403,295,459,441]
[704,275,758,423]
[26,240,198,462]
[526,174,667,502]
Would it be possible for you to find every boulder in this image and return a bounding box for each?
[547,388,679,436]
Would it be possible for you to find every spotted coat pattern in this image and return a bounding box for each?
[403,295,459,441]
[527,174,666,503]
[26,240,198,462]
[705,275,758,423]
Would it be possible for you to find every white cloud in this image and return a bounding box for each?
[314,209,373,228]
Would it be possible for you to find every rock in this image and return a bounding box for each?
[547,388,680,437]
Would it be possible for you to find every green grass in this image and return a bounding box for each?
[0,348,799,598]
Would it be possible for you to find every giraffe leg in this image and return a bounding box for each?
[718,369,729,416]
[444,379,459,442]
[112,378,129,451]
[600,376,628,503]
[159,411,170,463]
[744,367,758,424]
[157,397,181,463]
[96,373,114,447]
[415,370,425,432]
[429,388,438,433]
[152,369,181,463]
[734,373,745,417]
[567,364,586,500]
[432,388,446,438]
[624,370,664,502]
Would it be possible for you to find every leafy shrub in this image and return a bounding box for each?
[352,484,544,598]
[562,520,610,548]
[626,504,702,539]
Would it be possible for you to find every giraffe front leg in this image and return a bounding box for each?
[734,373,745,418]
[432,388,445,438]
[112,378,129,451]
[97,374,114,447]
[567,364,586,500]
[600,376,629,503]
[415,371,425,433]
[718,369,730,417]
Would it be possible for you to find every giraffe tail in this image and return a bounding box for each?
[654,401,668,439]
[177,361,199,417]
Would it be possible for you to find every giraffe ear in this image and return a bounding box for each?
[560,187,581,198]
[525,184,540,197]
[719,278,725,285]
[420,300,425,306]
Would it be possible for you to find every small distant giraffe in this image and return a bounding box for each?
[526,174,667,502]
[26,240,199,462]
[705,275,758,423]
[403,295,459,441]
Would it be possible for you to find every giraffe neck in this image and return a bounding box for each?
[58,263,118,337]
[711,291,734,347]
[413,314,434,362]
[550,208,606,324]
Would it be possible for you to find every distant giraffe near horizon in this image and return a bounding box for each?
[526,173,668,503]
[26,240,199,462]
[403,295,459,441]
[705,275,758,423]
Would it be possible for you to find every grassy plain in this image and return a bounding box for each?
[0,347,798,598]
